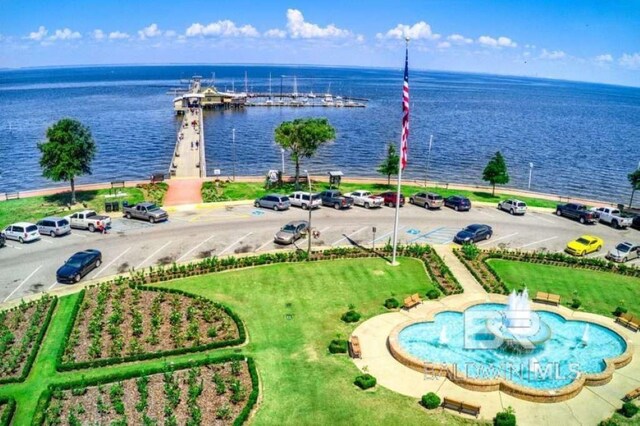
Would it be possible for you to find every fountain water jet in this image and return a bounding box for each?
[438,325,449,346]
[581,324,590,346]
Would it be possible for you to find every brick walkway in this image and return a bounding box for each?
[163,178,203,206]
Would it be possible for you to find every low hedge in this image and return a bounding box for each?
[621,402,639,418]
[421,392,441,409]
[354,374,376,390]
[328,339,348,354]
[384,298,400,309]
[494,407,516,426]
[341,310,362,323]
[0,398,15,426]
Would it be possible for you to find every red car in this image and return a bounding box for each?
[377,192,405,207]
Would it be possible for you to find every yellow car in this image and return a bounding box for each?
[565,235,604,256]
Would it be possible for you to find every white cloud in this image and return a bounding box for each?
[594,53,613,63]
[619,52,640,69]
[28,26,48,41]
[264,28,286,38]
[92,29,105,40]
[109,31,130,40]
[437,41,451,49]
[164,30,177,38]
[376,21,440,40]
[447,34,473,44]
[138,23,162,40]
[49,28,81,41]
[540,49,566,60]
[186,20,259,37]
[286,9,352,38]
[477,35,517,48]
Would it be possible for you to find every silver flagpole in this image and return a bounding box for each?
[391,37,409,266]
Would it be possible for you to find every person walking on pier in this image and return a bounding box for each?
[191,141,194,150]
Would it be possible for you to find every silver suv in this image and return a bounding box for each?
[498,199,527,215]
[37,217,71,237]
[410,192,444,209]
[289,192,321,210]
[255,194,291,211]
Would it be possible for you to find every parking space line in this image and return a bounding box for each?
[531,213,557,224]
[373,226,406,244]
[475,209,495,218]
[219,232,254,255]
[478,232,519,246]
[256,239,275,252]
[70,233,87,238]
[4,265,42,302]
[177,234,216,262]
[92,247,131,279]
[136,241,172,269]
[408,227,445,243]
[40,239,54,244]
[331,226,368,246]
[48,281,58,291]
[4,244,22,250]
[518,236,558,249]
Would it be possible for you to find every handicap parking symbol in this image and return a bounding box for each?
[251,209,265,217]
[406,228,420,235]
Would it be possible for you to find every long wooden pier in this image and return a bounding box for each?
[169,107,206,178]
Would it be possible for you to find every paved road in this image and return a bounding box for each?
[1,202,638,303]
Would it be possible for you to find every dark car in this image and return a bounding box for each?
[454,224,493,244]
[0,233,5,248]
[56,249,102,283]
[377,191,405,207]
[444,195,471,211]
[632,215,640,231]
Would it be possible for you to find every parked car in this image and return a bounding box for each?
[289,192,321,210]
[444,195,471,211]
[274,220,309,245]
[565,235,603,256]
[454,224,493,244]
[123,202,169,222]
[254,194,291,211]
[377,191,405,207]
[346,190,384,209]
[409,192,443,209]
[56,249,102,283]
[37,217,71,237]
[633,215,640,231]
[2,222,40,244]
[319,190,354,210]
[555,203,597,224]
[606,242,640,263]
[592,207,634,229]
[498,199,527,215]
[68,210,112,232]
[0,233,5,248]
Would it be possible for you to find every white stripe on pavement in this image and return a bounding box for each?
[70,232,87,238]
[177,234,216,262]
[4,265,43,302]
[219,232,253,256]
[530,213,555,224]
[4,244,22,250]
[518,236,558,249]
[331,226,368,246]
[373,226,406,243]
[478,232,519,247]
[48,281,58,291]
[92,247,131,279]
[40,239,53,244]
[136,241,172,269]
[256,239,275,252]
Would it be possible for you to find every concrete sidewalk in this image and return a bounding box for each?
[164,178,203,206]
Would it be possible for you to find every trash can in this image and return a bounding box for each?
[105,202,113,212]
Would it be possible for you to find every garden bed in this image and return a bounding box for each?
[42,358,257,426]
[60,284,241,368]
[0,295,56,383]
[0,398,15,426]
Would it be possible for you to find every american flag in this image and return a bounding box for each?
[401,44,409,170]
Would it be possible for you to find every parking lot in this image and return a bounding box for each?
[1,201,639,303]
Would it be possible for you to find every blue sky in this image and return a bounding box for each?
[1,0,639,86]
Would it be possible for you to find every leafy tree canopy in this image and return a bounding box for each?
[482,151,510,195]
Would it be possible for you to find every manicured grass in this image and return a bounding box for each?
[488,259,640,316]
[0,258,479,425]
[202,180,560,208]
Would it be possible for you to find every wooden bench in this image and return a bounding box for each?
[533,292,561,306]
[616,313,640,332]
[403,293,422,310]
[349,335,362,359]
[4,192,19,201]
[442,397,481,418]
[624,386,640,401]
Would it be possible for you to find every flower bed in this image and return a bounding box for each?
[40,356,258,426]
[59,285,243,370]
[0,295,56,383]
[0,398,15,426]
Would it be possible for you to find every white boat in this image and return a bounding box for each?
[322,83,334,106]
[308,91,316,98]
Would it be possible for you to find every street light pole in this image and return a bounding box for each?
[528,162,534,190]
[305,170,312,256]
[424,134,433,187]
[232,128,236,181]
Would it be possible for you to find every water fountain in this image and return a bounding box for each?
[581,324,590,346]
[438,325,449,346]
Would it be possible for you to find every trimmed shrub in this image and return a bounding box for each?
[598,419,619,426]
[341,310,362,323]
[420,392,440,409]
[462,243,480,260]
[621,402,638,418]
[328,339,348,354]
[384,298,400,309]
[354,374,376,390]
[494,407,516,426]
[426,289,440,300]
[571,298,582,309]
[614,306,627,317]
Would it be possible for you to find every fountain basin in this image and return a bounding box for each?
[388,303,633,402]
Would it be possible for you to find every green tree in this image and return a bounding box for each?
[274,118,336,187]
[482,151,509,196]
[377,143,399,185]
[38,118,97,204]
[628,168,640,208]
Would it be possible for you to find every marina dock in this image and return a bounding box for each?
[169,106,206,178]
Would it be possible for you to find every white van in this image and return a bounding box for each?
[2,222,41,243]
[289,192,322,210]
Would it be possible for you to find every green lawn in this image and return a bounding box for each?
[488,259,640,317]
[203,180,560,208]
[0,258,480,425]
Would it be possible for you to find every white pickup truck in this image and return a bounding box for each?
[67,210,112,232]
[593,207,633,229]
[345,190,384,209]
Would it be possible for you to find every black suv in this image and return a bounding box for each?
[444,195,472,211]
